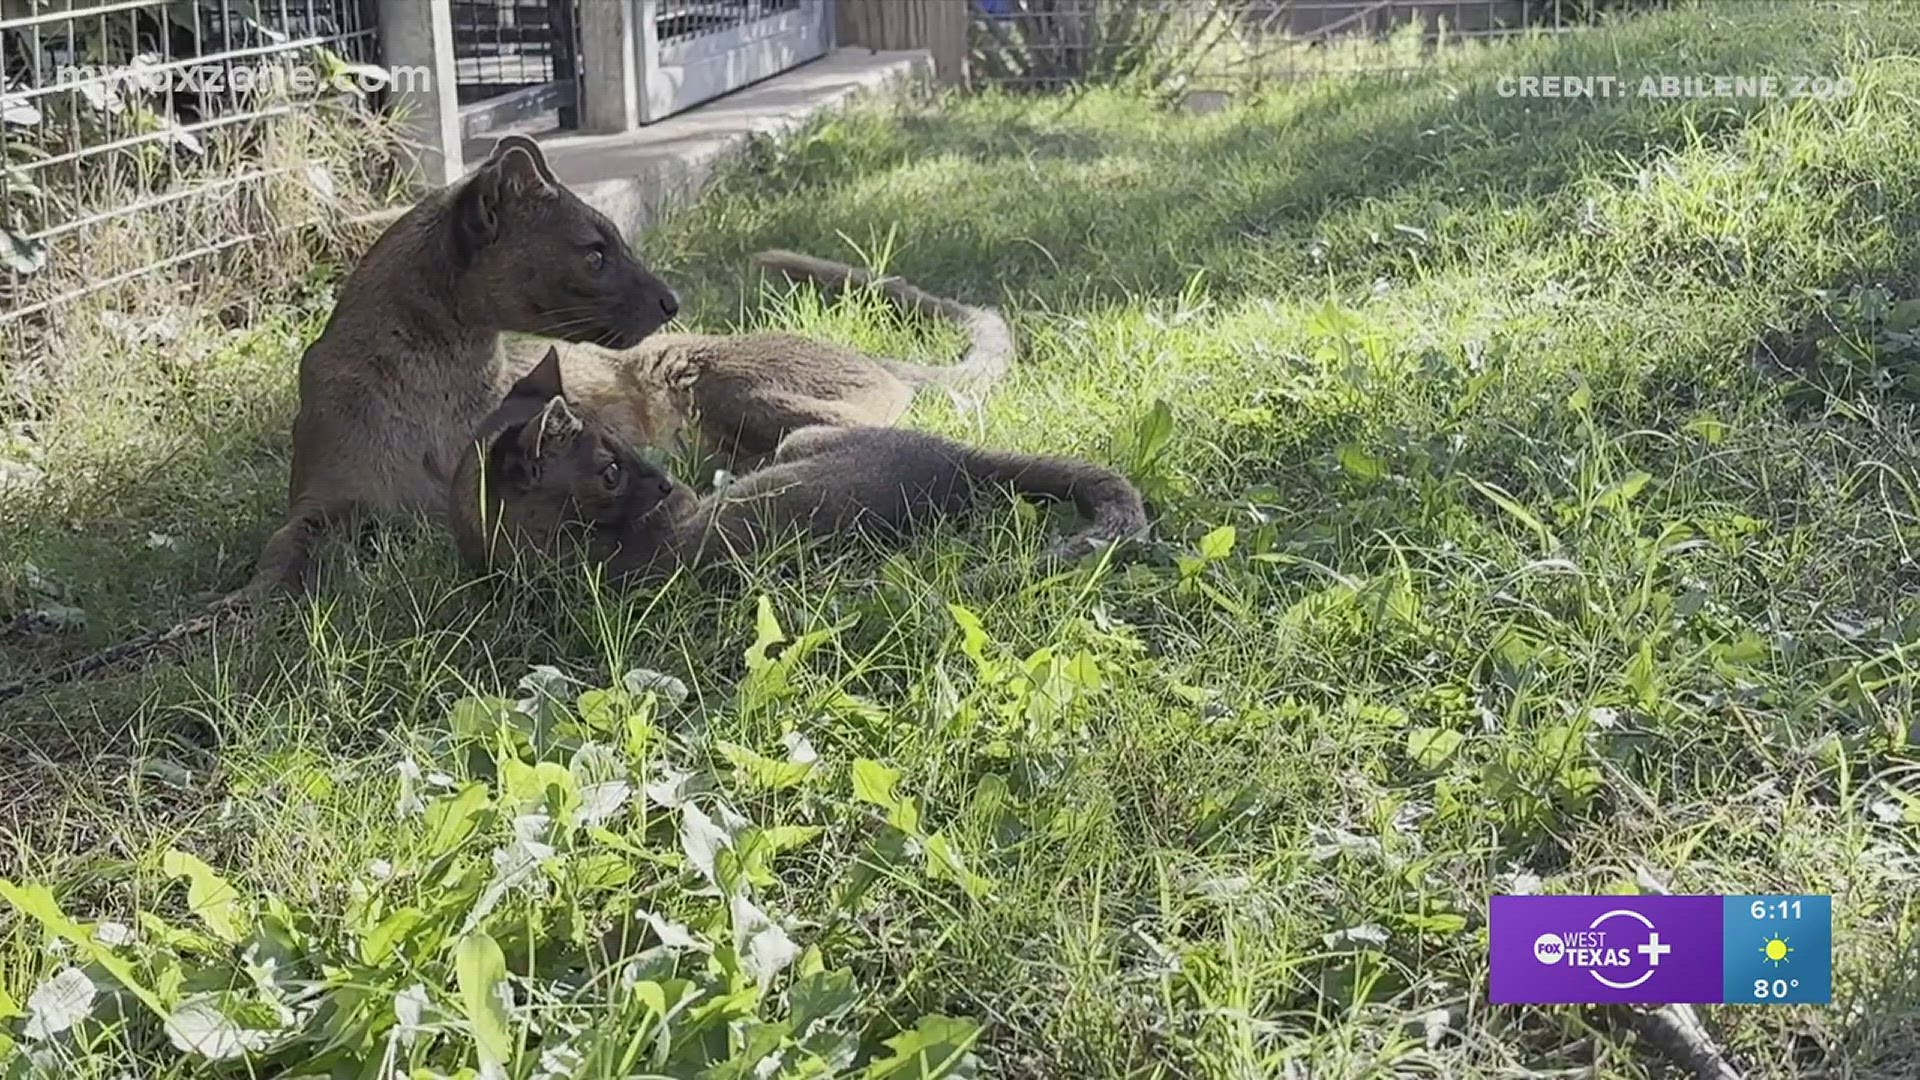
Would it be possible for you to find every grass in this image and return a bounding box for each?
[5,1,1920,1075]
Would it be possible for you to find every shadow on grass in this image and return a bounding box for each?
[656,3,1898,313]
[1,346,307,663]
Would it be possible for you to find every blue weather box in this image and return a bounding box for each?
[1722,895,1832,1005]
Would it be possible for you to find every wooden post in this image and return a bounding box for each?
[838,0,968,84]
[580,0,643,132]
[376,0,463,187]
[927,0,968,84]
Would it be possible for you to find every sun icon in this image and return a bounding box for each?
[1761,935,1793,967]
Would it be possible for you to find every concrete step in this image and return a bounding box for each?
[460,47,931,238]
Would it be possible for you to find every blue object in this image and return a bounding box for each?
[1720,895,1833,1005]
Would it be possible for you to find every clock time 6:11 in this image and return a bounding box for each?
[1749,899,1803,920]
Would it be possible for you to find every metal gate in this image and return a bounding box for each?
[453,0,581,134]
[642,0,830,123]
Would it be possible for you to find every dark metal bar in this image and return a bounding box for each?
[552,0,579,129]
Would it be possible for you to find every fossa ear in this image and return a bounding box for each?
[515,394,583,458]
[487,134,558,192]
[505,346,566,403]
[452,140,558,263]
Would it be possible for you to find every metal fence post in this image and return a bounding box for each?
[635,0,662,124]
[581,0,643,132]
[377,0,465,187]
[553,0,582,129]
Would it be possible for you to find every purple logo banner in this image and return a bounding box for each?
[1491,895,1724,1004]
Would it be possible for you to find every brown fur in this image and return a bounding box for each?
[225,135,679,603]
[452,351,1147,584]
[508,250,1015,474]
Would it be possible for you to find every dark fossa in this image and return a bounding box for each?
[226,135,679,603]
[452,350,1149,584]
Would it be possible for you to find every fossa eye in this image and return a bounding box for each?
[600,460,622,488]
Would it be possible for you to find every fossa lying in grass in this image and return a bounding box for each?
[452,349,1148,584]
[527,249,1016,476]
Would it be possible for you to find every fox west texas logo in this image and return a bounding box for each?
[1530,908,1673,990]
[1492,895,1722,1004]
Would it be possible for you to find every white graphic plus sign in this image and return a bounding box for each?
[1637,933,1672,966]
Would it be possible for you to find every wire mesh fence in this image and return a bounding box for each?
[1,0,393,330]
[967,0,1675,90]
